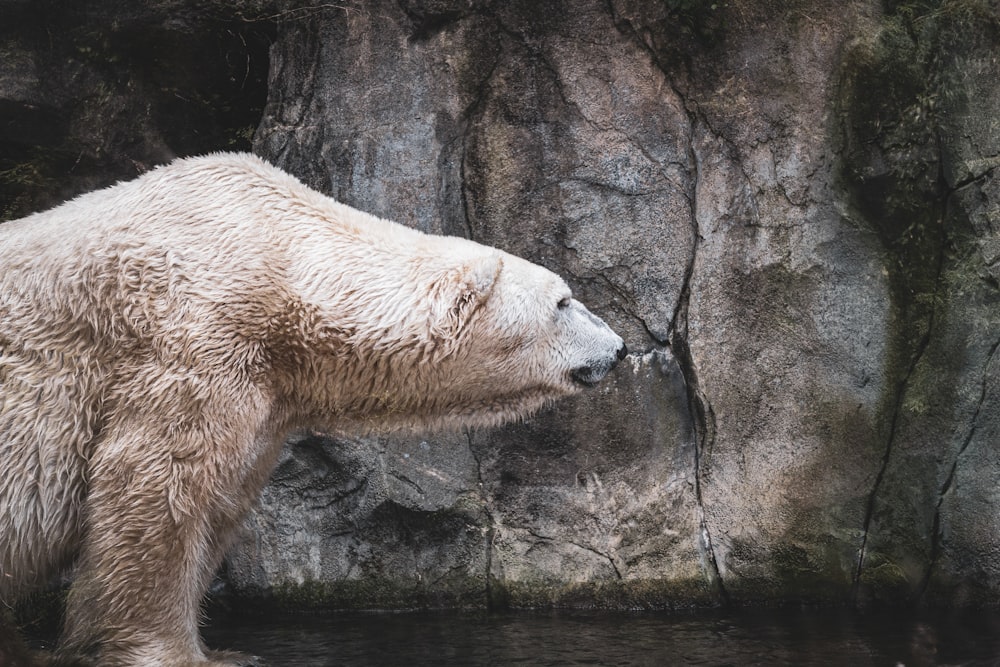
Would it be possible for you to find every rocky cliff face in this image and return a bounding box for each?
[3,0,1000,609]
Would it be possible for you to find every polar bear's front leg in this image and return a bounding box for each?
[58,430,267,667]
[60,478,212,664]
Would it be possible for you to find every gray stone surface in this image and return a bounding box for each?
[4,0,1000,609]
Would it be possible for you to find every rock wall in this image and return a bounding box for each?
[0,0,272,218]
[3,0,1000,609]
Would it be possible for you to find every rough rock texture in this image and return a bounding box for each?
[0,0,272,218]
[4,0,1000,610]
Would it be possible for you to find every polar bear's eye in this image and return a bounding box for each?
[557,297,571,310]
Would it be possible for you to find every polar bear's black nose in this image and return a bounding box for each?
[616,343,628,361]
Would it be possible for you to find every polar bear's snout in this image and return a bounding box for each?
[564,300,627,387]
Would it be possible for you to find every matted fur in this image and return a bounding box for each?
[0,153,624,666]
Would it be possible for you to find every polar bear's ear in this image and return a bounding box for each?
[428,253,503,346]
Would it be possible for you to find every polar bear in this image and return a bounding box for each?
[0,153,625,666]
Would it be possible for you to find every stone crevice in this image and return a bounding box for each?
[495,11,688,202]
[852,201,950,606]
[587,269,668,348]
[466,430,499,609]
[852,286,937,603]
[522,528,624,580]
[258,17,323,168]
[606,4,729,605]
[918,334,1000,600]
[396,0,468,42]
[457,16,503,242]
[302,480,369,511]
[671,122,728,606]
[671,283,727,605]
[568,541,624,580]
[388,470,425,497]
[948,160,999,193]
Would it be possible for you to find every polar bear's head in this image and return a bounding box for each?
[429,251,625,386]
[336,245,627,432]
[281,208,625,434]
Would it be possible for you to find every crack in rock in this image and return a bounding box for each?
[852,228,948,605]
[388,469,425,497]
[669,118,729,606]
[918,335,1000,599]
[605,4,730,603]
[466,430,499,609]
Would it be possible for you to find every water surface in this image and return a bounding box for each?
[198,607,1000,666]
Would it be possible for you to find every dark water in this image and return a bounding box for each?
[197,607,1000,666]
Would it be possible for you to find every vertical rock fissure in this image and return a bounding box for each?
[852,144,951,603]
[261,16,323,170]
[457,130,478,242]
[671,130,729,607]
[852,254,945,604]
[918,334,1000,600]
[456,20,503,243]
[854,398,907,601]
[466,430,498,610]
[605,1,728,606]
